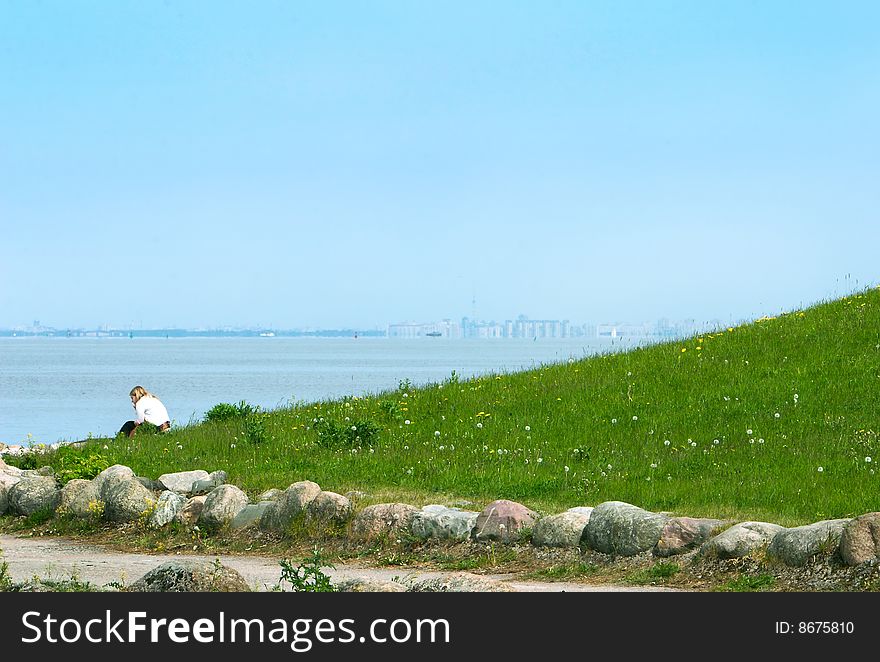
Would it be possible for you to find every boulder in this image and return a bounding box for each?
[532,508,593,548]
[0,484,8,516]
[158,470,211,494]
[473,499,538,543]
[230,502,273,530]
[259,481,322,531]
[408,573,515,592]
[176,496,207,527]
[0,465,22,489]
[841,513,880,566]
[128,560,251,592]
[191,470,228,496]
[654,517,728,557]
[22,466,55,478]
[350,503,419,541]
[199,485,249,529]
[700,522,785,559]
[259,488,283,501]
[767,519,849,567]
[93,465,136,501]
[149,491,187,528]
[411,505,479,541]
[581,501,668,556]
[59,479,101,518]
[307,491,352,524]
[136,477,165,492]
[103,477,157,523]
[337,578,407,593]
[8,477,60,516]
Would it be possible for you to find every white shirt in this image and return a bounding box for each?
[135,395,170,426]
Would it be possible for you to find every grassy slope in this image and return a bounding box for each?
[68,289,880,525]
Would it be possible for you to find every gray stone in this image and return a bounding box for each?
[136,477,165,492]
[93,465,136,501]
[0,484,8,516]
[191,470,228,496]
[22,466,55,478]
[307,491,352,523]
[337,577,407,592]
[473,499,538,543]
[411,505,479,541]
[103,477,157,523]
[8,477,60,516]
[350,503,419,540]
[767,519,849,567]
[259,481,322,531]
[700,521,785,559]
[0,471,21,490]
[408,573,515,592]
[59,479,101,518]
[654,517,728,557]
[532,509,593,548]
[840,513,880,566]
[128,560,251,592]
[176,496,207,527]
[199,484,249,529]
[230,502,272,530]
[581,501,669,556]
[158,470,211,494]
[258,488,283,501]
[149,491,187,528]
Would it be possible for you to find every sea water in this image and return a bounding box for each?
[0,336,641,444]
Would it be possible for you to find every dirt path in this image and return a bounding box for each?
[0,534,680,592]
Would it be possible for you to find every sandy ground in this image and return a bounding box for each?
[0,534,680,592]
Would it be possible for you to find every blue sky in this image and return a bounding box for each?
[2,1,878,329]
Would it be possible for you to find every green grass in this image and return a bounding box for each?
[27,287,880,525]
[714,574,777,592]
[626,562,681,585]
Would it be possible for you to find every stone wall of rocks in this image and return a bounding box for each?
[2,457,880,569]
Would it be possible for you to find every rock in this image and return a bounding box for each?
[581,501,669,556]
[408,573,515,592]
[411,505,479,541]
[158,470,210,494]
[149,491,187,528]
[191,470,228,496]
[473,499,538,543]
[93,465,136,501]
[767,519,849,566]
[128,560,251,592]
[532,508,593,548]
[350,503,419,540]
[654,517,728,557]
[307,491,352,523]
[700,521,785,559]
[176,496,207,526]
[199,485,249,529]
[337,577,407,592]
[136,477,165,492]
[259,481,322,531]
[22,466,55,478]
[259,488,283,501]
[840,513,880,566]
[0,471,22,490]
[59,479,101,518]
[103,477,157,523]
[231,502,272,530]
[8,477,60,516]
[0,484,8,516]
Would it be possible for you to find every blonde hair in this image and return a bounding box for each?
[129,385,155,403]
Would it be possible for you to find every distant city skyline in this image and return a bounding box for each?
[3,3,878,330]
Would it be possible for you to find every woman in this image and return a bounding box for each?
[118,385,171,437]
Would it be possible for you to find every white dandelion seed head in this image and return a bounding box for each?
[817,466,824,472]
[434,430,441,437]
[525,425,531,432]
[404,420,411,425]
[867,457,873,463]
[664,440,671,446]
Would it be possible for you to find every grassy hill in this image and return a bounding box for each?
[41,288,880,525]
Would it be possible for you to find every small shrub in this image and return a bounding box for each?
[3,454,38,470]
[204,401,259,423]
[313,418,380,449]
[54,446,110,485]
[244,414,271,445]
[715,574,776,592]
[274,548,336,592]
